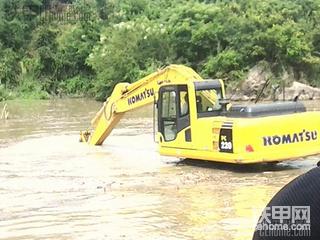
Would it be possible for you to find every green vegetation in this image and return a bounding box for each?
[1,0,320,101]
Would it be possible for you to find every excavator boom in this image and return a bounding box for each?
[80,65,203,145]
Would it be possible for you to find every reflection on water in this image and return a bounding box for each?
[0,99,319,240]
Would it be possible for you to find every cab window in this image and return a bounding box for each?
[161,91,177,141]
[196,88,222,117]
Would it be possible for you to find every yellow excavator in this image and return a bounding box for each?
[80,65,320,164]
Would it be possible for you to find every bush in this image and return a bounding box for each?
[16,74,49,99]
[0,84,15,101]
[59,75,93,97]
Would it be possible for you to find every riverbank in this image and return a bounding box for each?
[3,61,320,103]
[0,85,88,102]
[3,80,320,103]
[0,84,49,102]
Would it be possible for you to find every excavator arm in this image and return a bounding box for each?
[80,65,204,145]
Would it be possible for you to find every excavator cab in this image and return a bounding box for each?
[158,85,190,143]
[157,80,225,152]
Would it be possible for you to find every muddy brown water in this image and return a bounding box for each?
[0,99,319,240]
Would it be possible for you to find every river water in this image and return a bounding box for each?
[0,99,319,240]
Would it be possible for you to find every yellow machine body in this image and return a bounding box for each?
[159,112,320,164]
[80,65,320,164]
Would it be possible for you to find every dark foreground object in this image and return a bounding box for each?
[253,166,320,240]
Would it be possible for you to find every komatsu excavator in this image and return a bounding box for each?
[80,65,320,164]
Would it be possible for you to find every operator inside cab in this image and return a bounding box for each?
[180,93,189,116]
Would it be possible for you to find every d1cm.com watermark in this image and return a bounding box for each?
[7,0,93,23]
[37,1,92,23]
